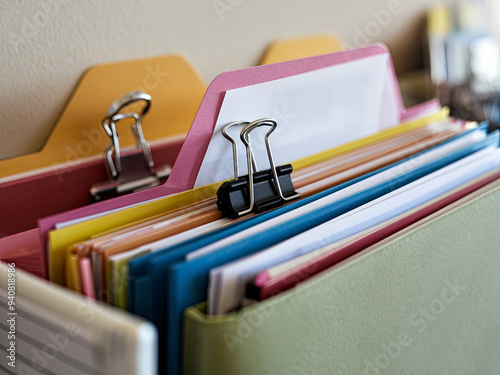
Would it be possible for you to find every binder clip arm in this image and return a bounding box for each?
[90,91,171,202]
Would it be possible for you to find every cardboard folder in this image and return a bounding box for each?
[184,181,500,375]
[0,55,206,236]
[0,55,206,179]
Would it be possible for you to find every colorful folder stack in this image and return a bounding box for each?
[1,40,500,375]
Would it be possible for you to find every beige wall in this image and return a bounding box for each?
[0,0,453,160]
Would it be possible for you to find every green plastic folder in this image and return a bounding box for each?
[184,183,500,375]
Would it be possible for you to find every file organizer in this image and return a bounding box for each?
[2,38,500,375]
[183,182,500,375]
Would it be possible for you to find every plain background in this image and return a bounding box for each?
[0,0,459,160]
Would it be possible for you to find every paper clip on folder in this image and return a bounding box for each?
[216,118,300,218]
[90,91,172,202]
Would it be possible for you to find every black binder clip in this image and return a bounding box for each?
[89,91,172,202]
[216,118,300,218]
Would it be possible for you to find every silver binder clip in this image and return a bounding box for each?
[90,91,172,202]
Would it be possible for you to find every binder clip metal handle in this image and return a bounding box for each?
[90,91,171,202]
[216,118,300,218]
[104,111,154,178]
[221,121,257,179]
[101,91,153,178]
[103,90,151,128]
[239,118,300,215]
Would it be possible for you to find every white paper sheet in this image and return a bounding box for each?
[195,54,399,187]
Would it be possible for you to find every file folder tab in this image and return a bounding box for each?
[0,54,206,179]
[260,35,343,65]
